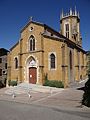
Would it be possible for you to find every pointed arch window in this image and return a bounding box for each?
[29,35,35,51]
[65,24,69,38]
[50,53,55,69]
[15,57,18,69]
[69,51,72,69]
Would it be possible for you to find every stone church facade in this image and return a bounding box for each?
[7,9,87,87]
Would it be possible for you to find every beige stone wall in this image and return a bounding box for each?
[43,37,63,82]
[74,49,79,81]
[20,23,44,84]
[7,22,87,87]
[61,17,77,40]
[9,43,20,81]
[21,23,44,53]
[7,23,45,84]
[61,16,81,45]
[63,44,69,87]
[73,49,87,81]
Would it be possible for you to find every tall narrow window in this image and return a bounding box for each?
[30,39,33,51]
[0,58,2,63]
[5,63,7,69]
[0,69,2,76]
[15,57,18,69]
[65,24,69,38]
[69,51,72,69]
[29,35,35,51]
[50,53,55,69]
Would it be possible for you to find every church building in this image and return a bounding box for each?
[7,8,87,87]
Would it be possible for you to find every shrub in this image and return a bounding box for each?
[3,78,7,87]
[0,80,5,88]
[87,51,90,75]
[44,80,64,88]
[82,74,90,107]
[8,80,17,86]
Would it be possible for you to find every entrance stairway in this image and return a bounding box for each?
[69,78,88,88]
[5,83,63,95]
[5,78,87,95]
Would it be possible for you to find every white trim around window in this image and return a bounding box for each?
[64,22,70,38]
[48,52,57,71]
[14,56,19,70]
[28,35,37,52]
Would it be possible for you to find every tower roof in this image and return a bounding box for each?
[60,7,80,21]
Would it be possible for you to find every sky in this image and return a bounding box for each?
[0,0,90,51]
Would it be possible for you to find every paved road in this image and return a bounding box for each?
[0,100,90,120]
[0,81,90,120]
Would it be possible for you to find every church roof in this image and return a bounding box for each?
[10,41,19,51]
[41,24,86,53]
[10,19,86,53]
[20,20,44,33]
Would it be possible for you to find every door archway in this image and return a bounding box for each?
[25,56,38,84]
[29,67,37,84]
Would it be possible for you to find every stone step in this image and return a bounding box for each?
[5,83,64,95]
[18,83,64,93]
[69,78,88,88]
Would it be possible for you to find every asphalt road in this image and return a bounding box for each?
[0,100,90,120]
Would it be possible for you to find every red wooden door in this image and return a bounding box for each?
[29,67,37,84]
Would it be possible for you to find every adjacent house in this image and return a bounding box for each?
[0,48,9,86]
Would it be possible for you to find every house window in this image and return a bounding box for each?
[5,63,7,69]
[3,71,7,75]
[50,53,55,69]
[0,69,2,76]
[0,58,2,63]
[29,35,35,51]
[51,33,53,36]
[65,24,69,38]
[3,71,5,74]
[15,57,18,69]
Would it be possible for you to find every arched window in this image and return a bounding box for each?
[65,24,69,38]
[29,35,35,51]
[50,53,55,69]
[15,57,18,69]
[69,51,72,69]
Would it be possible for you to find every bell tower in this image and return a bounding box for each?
[60,7,82,47]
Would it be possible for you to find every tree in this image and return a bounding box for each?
[82,51,90,107]
[87,51,90,75]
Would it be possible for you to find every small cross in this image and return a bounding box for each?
[30,16,33,21]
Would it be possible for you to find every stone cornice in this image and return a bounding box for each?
[18,50,44,55]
